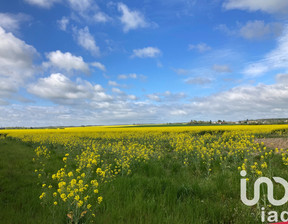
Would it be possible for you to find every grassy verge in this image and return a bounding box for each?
[0,138,64,224]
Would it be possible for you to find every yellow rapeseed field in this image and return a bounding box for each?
[2,124,288,223]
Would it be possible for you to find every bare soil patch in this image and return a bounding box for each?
[255,138,288,150]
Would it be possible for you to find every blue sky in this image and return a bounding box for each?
[1,0,288,127]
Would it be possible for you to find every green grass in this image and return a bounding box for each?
[94,159,258,224]
[0,138,65,224]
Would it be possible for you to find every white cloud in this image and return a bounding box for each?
[132,47,161,58]
[108,81,120,87]
[276,73,288,84]
[28,73,112,104]
[170,110,188,116]
[185,77,213,85]
[112,87,123,94]
[91,62,106,72]
[244,25,288,76]
[188,83,288,120]
[94,84,104,92]
[212,64,232,73]
[0,103,162,127]
[243,63,269,77]
[0,77,18,101]
[5,82,288,127]
[93,12,111,23]
[67,0,111,24]
[127,95,137,100]
[67,0,93,12]
[239,21,283,40]
[0,13,31,33]
[117,73,146,80]
[110,87,137,102]
[0,26,37,98]
[147,94,161,102]
[43,50,90,74]
[57,17,69,31]
[118,74,135,79]
[117,2,149,32]
[73,26,100,56]
[217,21,283,40]
[29,73,90,102]
[24,0,61,8]
[223,0,288,14]
[188,43,211,53]
[7,77,288,127]
[147,91,187,102]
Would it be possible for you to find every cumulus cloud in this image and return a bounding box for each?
[0,26,37,99]
[28,73,112,104]
[188,43,211,53]
[132,47,161,58]
[117,2,149,32]
[244,25,288,76]
[0,13,31,33]
[28,73,91,102]
[43,50,90,74]
[223,0,288,14]
[73,26,100,56]
[0,27,37,72]
[24,0,61,8]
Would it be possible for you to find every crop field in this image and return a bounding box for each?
[1,125,288,224]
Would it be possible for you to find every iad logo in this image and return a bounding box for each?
[240,170,288,223]
[240,170,288,206]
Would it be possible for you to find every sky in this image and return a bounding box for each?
[1,0,288,127]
